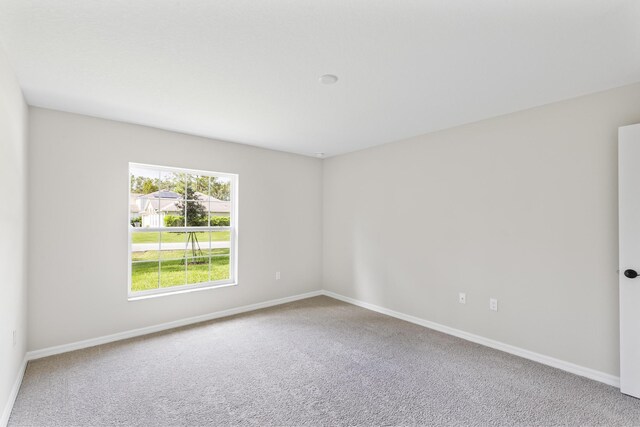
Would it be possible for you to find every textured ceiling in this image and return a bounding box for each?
[1,0,639,157]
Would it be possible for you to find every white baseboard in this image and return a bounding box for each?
[1,356,27,427]
[321,290,620,388]
[27,290,323,361]
[19,287,620,403]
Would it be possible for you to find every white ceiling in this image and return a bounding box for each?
[1,1,639,157]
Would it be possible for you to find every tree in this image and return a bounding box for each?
[130,175,146,193]
[130,176,159,194]
[175,183,207,261]
[141,179,158,194]
[176,186,207,226]
[193,176,210,194]
[163,173,230,201]
[188,176,231,201]
[210,178,231,201]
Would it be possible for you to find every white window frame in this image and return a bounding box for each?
[128,162,239,300]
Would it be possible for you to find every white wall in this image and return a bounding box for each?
[0,44,27,422]
[28,108,322,351]
[323,82,640,376]
[22,78,640,379]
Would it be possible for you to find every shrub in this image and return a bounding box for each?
[130,216,142,227]
[210,216,230,226]
[164,215,229,227]
[164,215,184,227]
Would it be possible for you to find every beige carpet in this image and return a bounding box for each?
[9,296,640,426]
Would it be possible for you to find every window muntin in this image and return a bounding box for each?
[129,163,237,297]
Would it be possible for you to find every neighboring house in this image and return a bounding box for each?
[132,190,230,228]
[130,193,142,225]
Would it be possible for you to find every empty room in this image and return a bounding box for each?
[2,1,640,426]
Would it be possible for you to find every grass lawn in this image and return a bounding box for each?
[131,254,230,292]
[131,231,230,244]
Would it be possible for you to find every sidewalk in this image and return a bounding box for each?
[132,241,230,252]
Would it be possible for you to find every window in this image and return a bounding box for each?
[129,163,237,298]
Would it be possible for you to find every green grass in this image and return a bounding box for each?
[131,255,230,292]
[131,231,230,244]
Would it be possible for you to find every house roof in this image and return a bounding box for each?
[139,193,230,214]
[193,192,231,213]
[144,190,181,199]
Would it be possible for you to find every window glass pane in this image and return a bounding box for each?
[131,261,160,292]
[130,166,160,196]
[210,231,231,282]
[210,176,231,226]
[160,232,187,260]
[131,231,159,262]
[182,231,209,261]
[130,213,143,228]
[131,231,160,292]
[159,230,188,288]
[181,173,208,226]
[160,259,186,288]
[210,176,231,201]
[187,257,210,284]
[159,170,186,198]
[130,167,160,228]
[188,173,210,195]
[130,201,143,228]
[160,198,185,227]
[131,198,158,228]
[184,198,209,227]
[131,230,160,245]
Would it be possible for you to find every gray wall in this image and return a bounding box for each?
[0,44,27,421]
[323,83,640,376]
[28,108,323,350]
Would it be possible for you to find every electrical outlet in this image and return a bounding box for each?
[489,298,498,312]
[275,271,281,280]
[458,292,466,304]
[12,330,16,347]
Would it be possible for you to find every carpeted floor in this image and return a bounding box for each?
[9,296,640,426]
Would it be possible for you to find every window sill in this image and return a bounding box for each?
[128,281,237,301]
